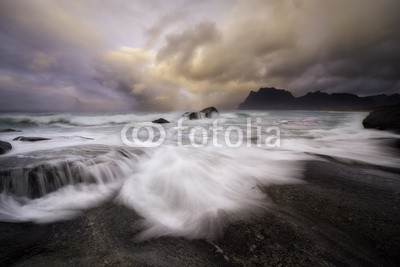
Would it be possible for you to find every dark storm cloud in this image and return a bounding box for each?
[242,0,400,95]
[163,0,400,99]
[1,0,400,111]
[145,11,187,48]
[0,0,133,111]
[156,22,220,72]
[91,0,400,109]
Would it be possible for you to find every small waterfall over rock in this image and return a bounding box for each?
[0,145,141,199]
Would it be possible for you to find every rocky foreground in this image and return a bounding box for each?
[1,158,399,266]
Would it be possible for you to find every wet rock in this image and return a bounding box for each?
[363,104,400,133]
[152,118,170,124]
[0,145,139,199]
[13,136,51,142]
[200,107,219,118]
[182,107,219,120]
[0,129,22,133]
[189,112,199,120]
[0,140,12,155]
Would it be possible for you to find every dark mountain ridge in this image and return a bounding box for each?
[238,87,400,110]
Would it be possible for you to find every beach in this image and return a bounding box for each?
[1,158,399,266]
[0,111,399,266]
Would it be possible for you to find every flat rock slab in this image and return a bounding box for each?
[13,136,51,142]
[152,118,170,124]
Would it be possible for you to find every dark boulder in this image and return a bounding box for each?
[152,118,170,124]
[182,107,219,120]
[181,111,201,120]
[13,136,51,142]
[362,104,400,133]
[0,140,12,155]
[0,128,22,133]
[200,107,219,118]
[189,112,199,120]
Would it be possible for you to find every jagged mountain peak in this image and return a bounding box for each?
[238,87,400,110]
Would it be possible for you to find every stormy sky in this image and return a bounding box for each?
[0,0,399,111]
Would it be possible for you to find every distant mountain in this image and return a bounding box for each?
[237,87,400,110]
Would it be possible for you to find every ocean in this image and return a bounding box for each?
[0,111,399,239]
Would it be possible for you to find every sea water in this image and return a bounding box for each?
[0,111,399,239]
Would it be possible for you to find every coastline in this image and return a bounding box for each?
[1,158,399,266]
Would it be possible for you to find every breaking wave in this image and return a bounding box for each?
[0,112,256,127]
[0,144,305,239]
[0,111,399,240]
[0,112,183,127]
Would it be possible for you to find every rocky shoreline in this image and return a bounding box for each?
[1,158,399,266]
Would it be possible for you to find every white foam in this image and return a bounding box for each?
[0,183,121,223]
[0,112,183,127]
[118,145,304,239]
[1,111,399,240]
[281,113,400,168]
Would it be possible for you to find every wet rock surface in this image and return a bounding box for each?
[182,107,219,120]
[152,118,170,124]
[0,140,12,155]
[1,159,399,266]
[0,145,139,199]
[13,136,51,142]
[363,104,400,132]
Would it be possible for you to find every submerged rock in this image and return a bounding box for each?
[13,136,51,142]
[0,140,12,155]
[182,107,219,120]
[363,104,400,133]
[152,118,170,124]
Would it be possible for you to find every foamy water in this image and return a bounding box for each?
[0,111,399,239]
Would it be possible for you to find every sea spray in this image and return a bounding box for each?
[0,144,305,239]
[117,145,305,239]
[0,146,139,222]
[1,111,400,240]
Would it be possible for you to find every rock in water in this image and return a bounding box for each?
[0,140,12,155]
[182,107,219,120]
[200,107,219,118]
[363,104,400,133]
[13,136,51,142]
[0,128,22,133]
[189,112,199,120]
[152,118,170,124]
